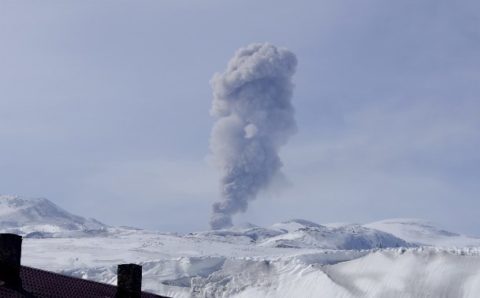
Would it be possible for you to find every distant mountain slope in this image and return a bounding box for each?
[189,219,413,250]
[0,195,106,237]
[364,218,480,247]
[188,223,284,245]
[260,220,412,250]
[271,219,324,232]
[192,218,480,250]
[2,195,477,249]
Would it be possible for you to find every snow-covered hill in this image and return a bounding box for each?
[0,195,106,237]
[365,218,480,247]
[2,195,480,297]
[261,220,411,249]
[187,219,411,250]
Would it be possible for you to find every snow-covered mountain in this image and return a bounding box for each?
[187,219,411,250]
[3,195,480,297]
[0,195,106,237]
[365,218,480,247]
[261,220,411,249]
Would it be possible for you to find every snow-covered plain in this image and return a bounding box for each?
[2,195,480,297]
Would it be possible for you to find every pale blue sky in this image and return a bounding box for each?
[1,0,479,233]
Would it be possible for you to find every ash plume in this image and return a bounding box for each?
[209,43,297,230]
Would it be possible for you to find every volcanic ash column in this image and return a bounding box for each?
[209,43,298,230]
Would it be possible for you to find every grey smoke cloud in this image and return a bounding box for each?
[209,43,298,230]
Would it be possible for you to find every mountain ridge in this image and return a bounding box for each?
[3,195,480,297]
[0,194,107,237]
[2,194,479,247]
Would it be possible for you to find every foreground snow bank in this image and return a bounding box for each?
[20,230,480,298]
[175,248,480,298]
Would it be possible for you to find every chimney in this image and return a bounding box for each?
[116,263,142,298]
[0,233,22,289]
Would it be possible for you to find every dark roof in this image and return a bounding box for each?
[0,266,169,298]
